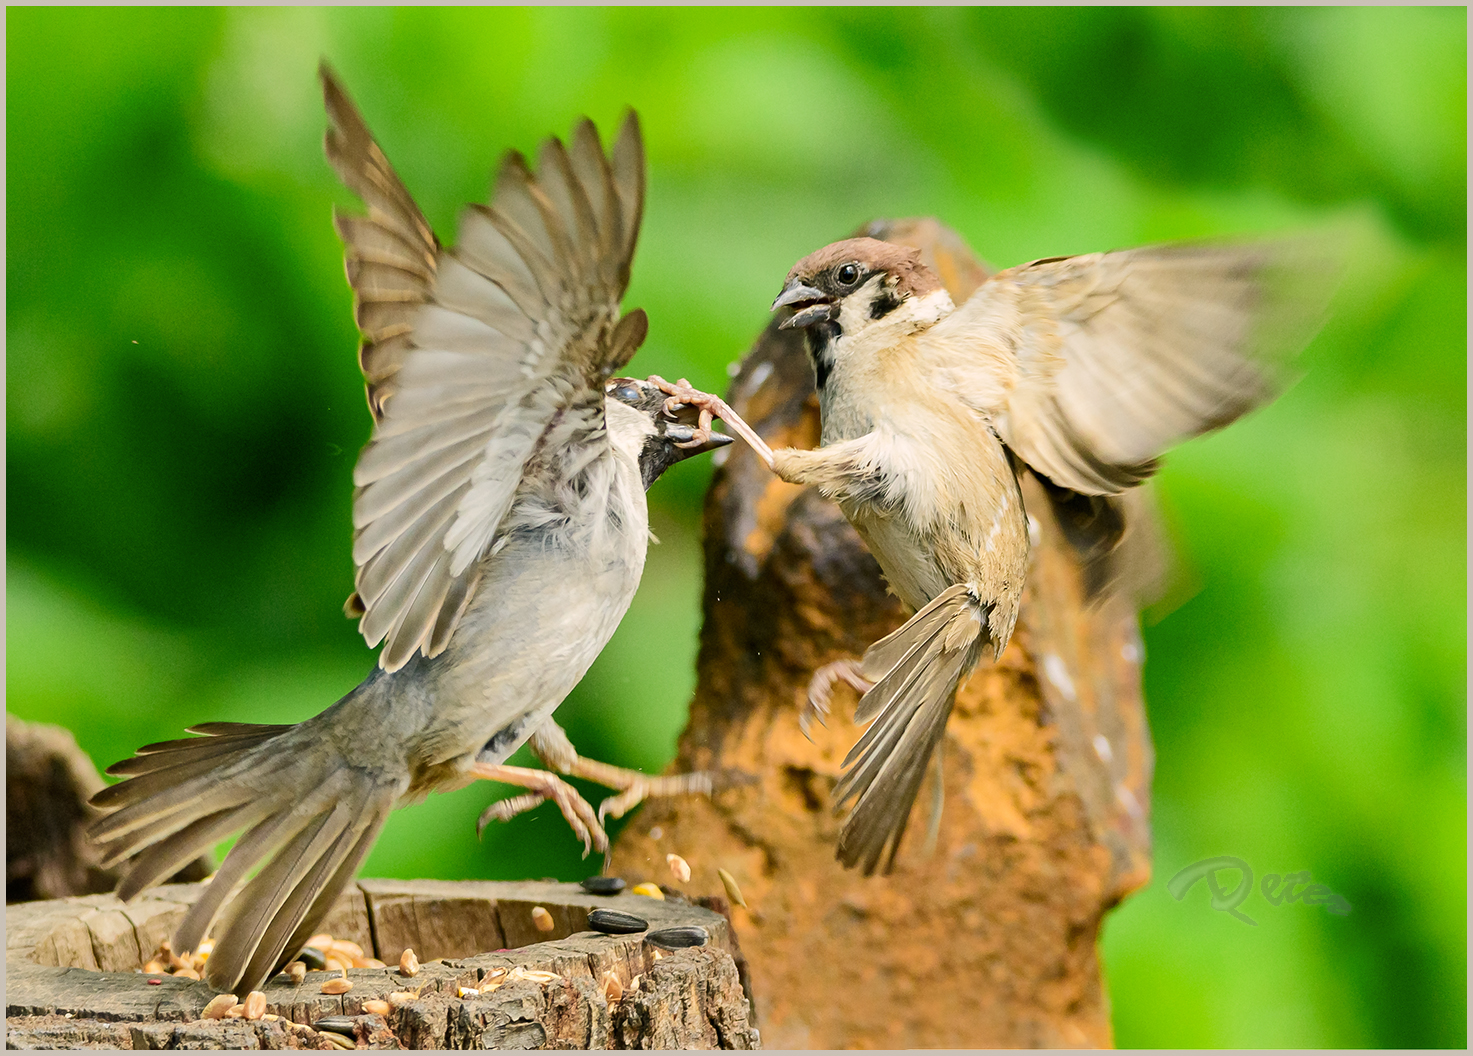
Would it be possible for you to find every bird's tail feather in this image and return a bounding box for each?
[89,709,403,995]
[834,584,984,875]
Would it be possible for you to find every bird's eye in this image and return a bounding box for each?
[836,263,862,287]
[611,384,641,403]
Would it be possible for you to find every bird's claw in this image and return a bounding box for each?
[648,375,724,450]
[801,658,874,741]
[476,775,609,859]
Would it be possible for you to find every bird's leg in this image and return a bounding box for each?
[801,657,875,740]
[469,761,608,858]
[645,375,776,469]
[524,719,717,825]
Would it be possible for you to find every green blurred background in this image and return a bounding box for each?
[6,8,1464,1048]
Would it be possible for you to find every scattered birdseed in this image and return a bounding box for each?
[398,948,419,977]
[458,986,479,998]
[588,908,648,935]
[243,991,267,1020]
[201,994,236,1021]
[600,970,623,1003]
[321,977,353,995]
[142,960,166,975]
[508,967,560,984]
[313,1016,356,1037]
[298,946,327,970]
[146,978,162,986]
[717,868,747,908]
[386,991,416,1006]
[531,906,554,931]
[631,883,664,899]
[285,961,307,985]
[322,1032,356,1050]
[666,854,691,883]
[225,1004,245,1019]
[579,875,626,895]
[363,1000,390,1017]
[646,926,709,950]
[173,967,200,981]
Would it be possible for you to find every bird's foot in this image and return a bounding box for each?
[470,763,608,858]
[646,374,776,467]
[802,657,875,740]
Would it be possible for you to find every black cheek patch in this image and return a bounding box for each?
[639,435,672,490]
[869,287,903,320]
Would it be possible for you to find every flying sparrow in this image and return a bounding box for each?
[87,66,729,995]
[670,232,1331,874]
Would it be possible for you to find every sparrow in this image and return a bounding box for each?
[672,233,1330,874]
[86,66,728,996]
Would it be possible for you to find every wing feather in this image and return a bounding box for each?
[322,67,647,671]
[933,239,1333,495]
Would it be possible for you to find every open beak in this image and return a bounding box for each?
[771,282,835,330]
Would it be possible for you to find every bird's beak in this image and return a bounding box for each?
[771,282,835,330]
[660,403,734,460]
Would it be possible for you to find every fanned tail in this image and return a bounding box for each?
[833,584,986,875]
[89,702,404,995]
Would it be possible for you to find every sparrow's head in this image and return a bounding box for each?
[770,237,951,386]
[606,377,733,489]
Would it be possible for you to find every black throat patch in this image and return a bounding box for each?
[868,286,903,320]
[805,319,842,390]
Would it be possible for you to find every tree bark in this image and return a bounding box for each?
[609,218,1156,1049]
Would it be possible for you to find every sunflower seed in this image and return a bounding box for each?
[313,1016,356,1037]
[580,875,626,895]
[646,926,708,949]
[588,908,648,935]
[298,946,327,970]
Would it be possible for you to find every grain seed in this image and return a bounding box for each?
[322,1033,356,1050]
[717,868,748,908]
[173,967,201,981]
[325,956,350,973]
[225,1004,245,1018]
[587,908,648,935]
[398,948,419,977]
[531,906,555,932]
[363,1000,390,1016]
[631,883,664,899]
[457,986,479,998]
[201,994,237,1020]
[142,960,166,975]
[508,966,560,984]
[386,991,416,1006]
[243,991,267,1020]
[666,854,691,883]
[600,970,623,1003]
[306,933,335,950]
[284,961,306,985]
[321,977,353,995]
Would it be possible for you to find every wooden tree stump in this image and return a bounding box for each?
[608,218,1155,1048]
[5,880,758,1049]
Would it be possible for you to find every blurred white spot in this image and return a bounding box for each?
[1042,653,1076,702]
[648,827,663,841]
[1116,785,1143,819]
[1092,734,1113,763]
[726,360,742,378]
[711,446,731,467]
[1121,639,1142,663]
[747,361,773,392]
[1026,514,1041,546]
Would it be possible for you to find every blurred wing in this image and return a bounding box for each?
[322,65,647,671]
[932,240,1333,495]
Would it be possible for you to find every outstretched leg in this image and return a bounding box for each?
[802,657,875,739]
[469,761,608,857]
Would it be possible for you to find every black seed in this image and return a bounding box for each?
[645,926,708,949]
[587,909,648,935]
[580,876,626,895]
[313,1016,356,1037]
[297,946,327,970]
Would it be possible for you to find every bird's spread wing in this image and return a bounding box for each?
[929,240,1333,495]
[322,66,647,672]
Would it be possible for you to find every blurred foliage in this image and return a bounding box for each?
[6,8,1464,1048]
